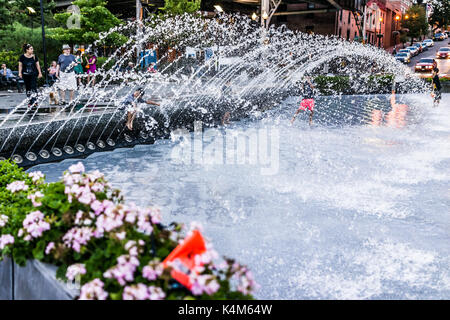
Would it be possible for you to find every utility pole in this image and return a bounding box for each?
[362,4,367,44]
[261,0,269,29]
[39,0,48,85]
[136,0,142,67]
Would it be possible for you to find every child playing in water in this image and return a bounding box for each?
[291,77,316,125]
[122,88,160,131]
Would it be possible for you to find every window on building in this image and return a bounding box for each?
[348,11,351,24]
[347,29,350,40]
[340,10,343,21]
[338,28,342,38]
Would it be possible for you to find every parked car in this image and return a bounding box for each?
[395,53,410,64]
[406,46,419,56]
[434,33,445,41]
[414,58,437,72]
[423,39,434,47]
[436,47,450,59]
[413,43,423,53]
[398,49,412,60]
[420,42,429,51]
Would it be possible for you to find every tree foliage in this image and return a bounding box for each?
[161,0,201,16]
[0,0,57,31]
[401,5,429,40]
[429,0,450,31]
[49,0,126,46]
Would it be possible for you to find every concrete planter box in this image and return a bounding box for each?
[0,259,78,300]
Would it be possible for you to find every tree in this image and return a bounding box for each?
[0,0,14,30]
[429,0,450,31]
[401,5,429,43]
[161,0,201,16]
[49,0,126,46]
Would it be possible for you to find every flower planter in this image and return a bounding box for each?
[0,259,78,300]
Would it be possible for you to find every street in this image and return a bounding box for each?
[406,38,450,77]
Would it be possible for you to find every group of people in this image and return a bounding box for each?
[18,43,97,107]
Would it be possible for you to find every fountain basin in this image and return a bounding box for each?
[0,258,77,300]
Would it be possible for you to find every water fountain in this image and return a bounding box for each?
[0,13,426,168]
[3,13,449,300]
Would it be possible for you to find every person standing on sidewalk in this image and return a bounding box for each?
[74,50,85,87]
[18,43,43,108]
[431,67,442,107]
[85,52,97,87]
[56,44,78,105]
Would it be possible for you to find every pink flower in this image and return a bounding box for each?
[27,191,44,207]
[0,234,14,250]
[115,231,126,240]
[29,171,44,183]
[189,274,220,296]
[63,227,94,252]
[103,254,139,286]
[87,170,104,182]
[91,183,105,193]
[148,286,166,300]
[142,260,164,281]
[6,181,29,193]
[66,264,87,281]
[68,162,85,174]
[77,188,95,205]
[79,279,108,300]
[0,214,8,228]
[122,284,149,300]
[22,211,50,240]
[45,242,55,255]
[90,200,104,215]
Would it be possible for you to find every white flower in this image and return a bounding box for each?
[0,215,8,228]
[0,234,15,250]
[29,171,45,183]
[6,181,29,193]
[68,162,85,174]
[66,264,87,281]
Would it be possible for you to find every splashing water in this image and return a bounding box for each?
[0,13,428,163]
[31,90,450,299]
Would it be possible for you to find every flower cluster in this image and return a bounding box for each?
[0,214,8,228]
[104,254,140,286]
[0,234,14,250]
[230,262,259,296]
[63,227,94,252]
[122,284,166,300]
[0,161,257,300]
[6,180,28,193]
[190,274,221,296]
[45,242,55,255]
[29,171,45,184]
[142,259,164,281]
[79,279,108,300]
[63,163,109,205]
[21,210,50,241]
[66,264,87,281]
[27,191,44,207]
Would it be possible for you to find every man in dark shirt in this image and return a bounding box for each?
[56,44,78,104]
